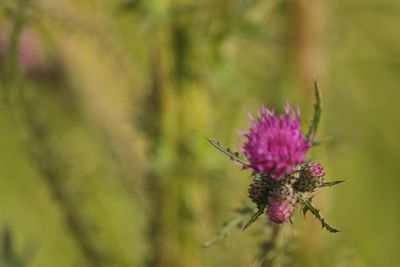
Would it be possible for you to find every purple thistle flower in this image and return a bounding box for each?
[267,200,293,224]
[243,104,311,180]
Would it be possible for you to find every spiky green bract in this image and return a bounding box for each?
[306,82,322,141]
[248,174,280,207]
[301,197,339,233]
[242,205,266,230]
[206,138,249,166]
[319,180,347,188]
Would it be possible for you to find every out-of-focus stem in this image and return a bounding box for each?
[2,2,105,266]
[145,26,165,267]
[293,0,326,265]
[294,0,326,98]
[260,224,282,267]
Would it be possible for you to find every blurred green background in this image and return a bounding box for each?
[0,0,399,266]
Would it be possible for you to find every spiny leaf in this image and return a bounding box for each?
[203,208,253,248]
[302,195,315,217]
[242,205,266,231]
[307,81,322,141]
[319,180,347,188]
[301,198,339,233]
[206,138,250,166]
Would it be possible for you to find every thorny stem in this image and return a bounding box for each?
[260,224,282,267]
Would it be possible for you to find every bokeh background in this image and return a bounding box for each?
[0,0,399,266]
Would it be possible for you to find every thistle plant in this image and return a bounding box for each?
[205,84,345,253]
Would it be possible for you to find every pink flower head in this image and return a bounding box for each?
[0,26,42,72]
[243,104,311,180]
[267,200,293,224]
[18,30,42,71]
[309,161,325,178]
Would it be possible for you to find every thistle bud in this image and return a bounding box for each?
[267,200,293,224]
[309,162,325,178]
[280,165,301,185]
[294,161,326,192]
[268,183,296,205]
[248,177,270,207]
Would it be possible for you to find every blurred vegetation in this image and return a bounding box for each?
[0,0,399,266]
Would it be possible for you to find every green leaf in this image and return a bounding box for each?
[206,138,250,166]
[301,198,339,233]
[203,208,253,248]
[302,195,315,216]
[242,205,266,231]
[307,82,322,141]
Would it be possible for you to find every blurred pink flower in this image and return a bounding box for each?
[0,26,42,72]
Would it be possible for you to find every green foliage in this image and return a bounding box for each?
[301,197,339,233]
[307,82,322,141]
[320,180,347,188]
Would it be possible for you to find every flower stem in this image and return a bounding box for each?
[260,224,283,267]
